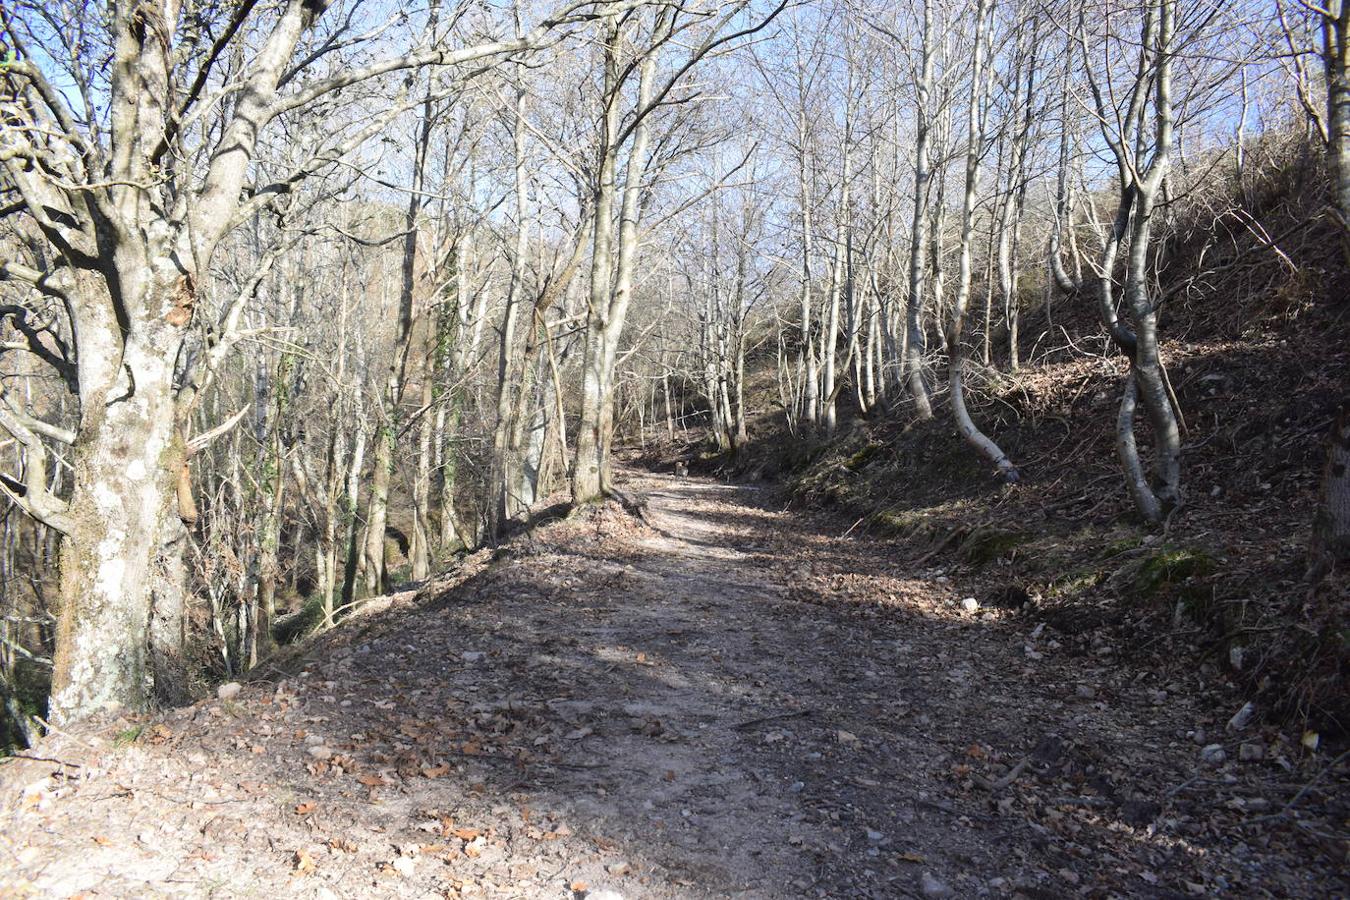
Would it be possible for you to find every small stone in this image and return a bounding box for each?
[1199,744,1226,766]
[390,856,416,877]
[836,730,859,745]
[1074,685,1096,700]
[919,872,953,898]
[866,829,884,842]
[308,745,333,760]
[216,682,242,701]
[587,892,625,900]
[960,597,979,613]
[1239,742,1263,762]
[1227,701,1255,732]
[606,861,631,876]
[462,651,486,663]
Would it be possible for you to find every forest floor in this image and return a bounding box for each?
[1,470,1346,899]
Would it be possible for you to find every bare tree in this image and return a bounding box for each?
[0,0,628,721]
[1078,0,1184,523]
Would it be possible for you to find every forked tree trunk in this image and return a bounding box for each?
[573,15,659,502]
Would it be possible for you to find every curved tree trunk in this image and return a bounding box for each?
[945,0,1018,484]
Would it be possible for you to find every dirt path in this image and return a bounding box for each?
[1,472,1344,898]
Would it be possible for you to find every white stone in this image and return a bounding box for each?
[920,872,953,898]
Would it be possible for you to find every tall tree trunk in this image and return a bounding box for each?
[905,0,937,420]
[491,83,532,533]
[798,126,820,429]
[1324,0,1350,244]
[946,0,1018,484]
[572,19,623,505]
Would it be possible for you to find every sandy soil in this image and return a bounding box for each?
[1,471,1344,898]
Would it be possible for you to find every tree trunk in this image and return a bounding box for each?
[362,425,393,596]
[490,83,532,533]
[1309,401,1350,578]
[946,0,1018,484]
[905,0,937,420]
[51,344,188,722]
[1325,0,1350,244]
[572,21,622,505]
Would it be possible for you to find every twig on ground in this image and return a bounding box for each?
[5,753,83,768]
[1245,748,1350,824]
[980,755,1030,792]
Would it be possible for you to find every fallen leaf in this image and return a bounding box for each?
[92,835,112,847]
[421,764,451,779]
[570,881,588,893]
[452,827,481,841]
[295,801,317,815]
[356,773,387,787]
[293,848,317,875]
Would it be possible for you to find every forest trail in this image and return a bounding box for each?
[1,471,1342,899]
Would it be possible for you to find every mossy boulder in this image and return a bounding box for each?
[1131,547,1218,597]
[959,527,1030,564]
